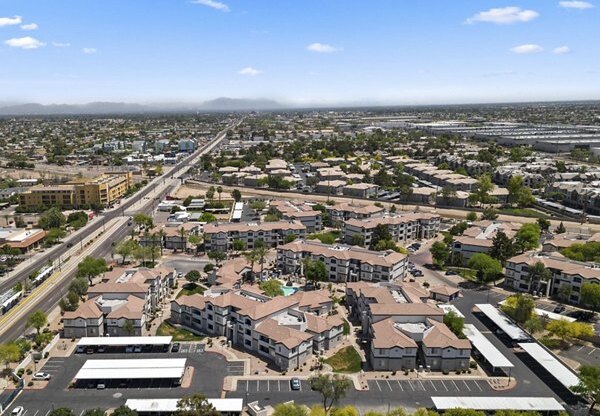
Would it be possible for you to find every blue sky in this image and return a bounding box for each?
[0,0,599,105]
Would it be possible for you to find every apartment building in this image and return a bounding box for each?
[451,221,519,265]
[315,180,346,196]
[203,220,306,252]
[276,239,408,283]
[62,266,174,338]
[342,213,441,246]
[270,200,323,233]
[504,252,600,304]
[19,172,133,210]
[345,281,470,372]
[342,183,380,199]
[326,202,385,226]
[170,287,343,370]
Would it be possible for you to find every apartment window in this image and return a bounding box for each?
[245,318,251,325]
[573,277,582,283]
[245,339,252,347]
[208,324,214,330]
[245,329,251,335]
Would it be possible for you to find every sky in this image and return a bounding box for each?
[0,0,599,106]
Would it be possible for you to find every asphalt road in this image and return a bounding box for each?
[0,120,239,343]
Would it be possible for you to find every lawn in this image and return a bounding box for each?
[446,267,477,281]
[156,321,203,341]
[498,208,549,219]
[307,230,341,245]
[176,283,206,299]
[325,346,362,373]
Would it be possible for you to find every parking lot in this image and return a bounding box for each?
[177,342,205,354]
[367,378,492,393]
[560,344,600,367]
[235,378,311,393]
[227,362,245,376]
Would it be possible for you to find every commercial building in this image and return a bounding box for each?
[276,239,408,283]
[19,172,133,210]
[342,213,441,245]
[0,227,46,253]
[203,220,306,252]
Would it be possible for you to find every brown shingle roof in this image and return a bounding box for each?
[255,319,313,349]
[422,319,471,349]
[371,318,418,349]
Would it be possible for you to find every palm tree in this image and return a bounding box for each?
[216,186,223,202]
[244,250,260,283]
[157,229,166,256]
[253,244,269,281]
[527,261,552,296]
[177,227,188,253]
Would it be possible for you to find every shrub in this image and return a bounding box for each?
[442,370,449,375]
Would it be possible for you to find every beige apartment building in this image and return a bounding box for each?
[203,220,306,252]
[342,213,441,246]
[19,172,132,210]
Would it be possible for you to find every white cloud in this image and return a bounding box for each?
[0,15,22,27]
[465,7,539,24]
[510,44,544,54]
[82,47,97,54]
[559,1,594,9]
[52,42,71,48]
[553,46,571,54]
[191,0,230,12]
[238,67,262,76]
[20,23,38,30]
[4,36,45,49]
[307,43,338,53]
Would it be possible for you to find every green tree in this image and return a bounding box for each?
[175,394,220,416]
[38,207,66,230]
[112,407,138,416]
[581,283,600,311]
[466,212,478,222]
[490,231,515,264]
[514,223,541,252]
[27,310,48,334]
[573,365,600,410]
[501,294,535,323]
[370,224,392,249]
[114,239,139,265]
[273,403,308,416]
[443,310,465,338]
[45,228,67,245]
[133,213,153,229]
[207,250,227,265]
[468,253,503,283]
[444,410,485,416]
[430,241,450,267]
[231,189,242,202]
[216,186,223,202]
[304,258,328,284]
[76,256,108,284]
[285,234,298,244]
[0,342,20,368]
[67,211,89,229]
[232,239,246,252]
[123,320,135,335]
[350,234,365,247]
[203,263,215,274]
[68,277,88,297]
[481,207,499,221]
[309,374,352,412]
[537,218,551,233]
[523,315,544,335]
[48,409,75,416]
[185,270,201,284]
[259,279,284,297]
[469,174,495,207]
[526,261,552,295]
[555,221,566,234]
[188,234,203,254]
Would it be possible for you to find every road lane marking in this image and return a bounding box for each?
[462,380,471,391]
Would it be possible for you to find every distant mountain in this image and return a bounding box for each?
[0,98,284,115]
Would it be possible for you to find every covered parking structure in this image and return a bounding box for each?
[475,303,531,344]
[431,397,564,413]
[125,398,243,416]
[518,343,580,392]
[73,358,187,388]
[76,336,173,353]
[463,324,514,377]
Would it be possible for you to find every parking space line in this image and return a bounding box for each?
[588,348,596,355]
[267,380,270,392]
[462,380,471,391]
[418,380,425,390]
[396,380,403,391]
[407,381,414,391]
[80,410,85,416]
[474,380,483,391]
[440,380,449,391]
[245,380,248,392]
[22,410,28,416]
[451,380,459,391]
[577,346,585,351]
[386,380,392,391]
[278,380,281,391]
[375,380,382,391]
[33,410,39,416]
[45,411,51,416]
[429,380,437,391]
[299,381,303,392]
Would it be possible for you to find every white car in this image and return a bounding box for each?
[33,372,51,380]
[12,407,24,416]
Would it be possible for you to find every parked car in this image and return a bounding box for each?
[553,305,566,314]
[412,270,423,277]
[125,345,134,353]
[171,343,180,353]
[86,348,95,354]
[290,377,301,391]
[12,407,24,416]
[97,346,106,353]
[97,383,106,390]
[445,270,458,276]
[33,372,51,380]
[133,346,142,353]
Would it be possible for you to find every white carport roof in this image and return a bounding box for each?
[519,342,580,389]
[75,358,186,380]
[475,303,530,341]
[77,336,173,346]
[463,324,513,369]
[432,397,564,411]
[125,398,243,413]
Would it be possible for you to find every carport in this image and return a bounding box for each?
[432,397,564,413]
[76,336,173,353]
[475,303,530,342]
[518,343,580,389]
[125,398,243,416]
[463,324,514,378]
[74,358,186,388]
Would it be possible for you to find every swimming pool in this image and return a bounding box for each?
[282,286,299,296]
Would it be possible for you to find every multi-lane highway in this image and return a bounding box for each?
[0,119,238,343]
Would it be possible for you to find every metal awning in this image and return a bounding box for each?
[463,324,513,369]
